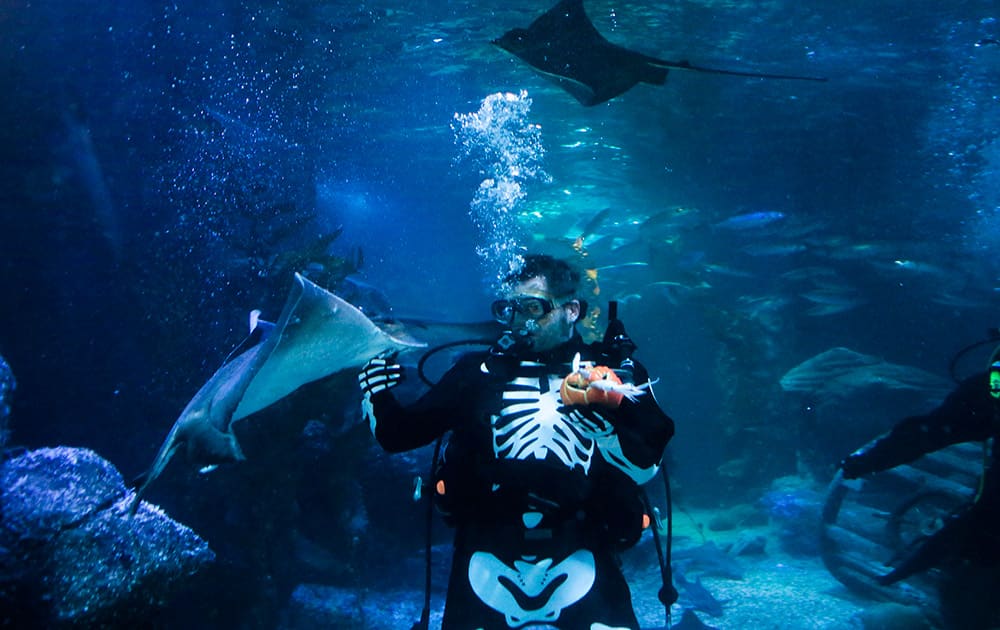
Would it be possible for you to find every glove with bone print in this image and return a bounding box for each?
[358,355,404,397]
[359,355,403,431]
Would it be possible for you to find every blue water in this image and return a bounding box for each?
[1,0,999,627]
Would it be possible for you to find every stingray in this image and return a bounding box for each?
[779,347,952,402]
[129,272,426,513]
[493,0,826,107]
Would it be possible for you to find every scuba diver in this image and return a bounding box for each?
[839,347,1000,628]
[358,254,674,629]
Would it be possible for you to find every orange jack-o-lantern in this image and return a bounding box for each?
[560,365,624,408]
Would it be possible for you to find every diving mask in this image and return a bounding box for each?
[490,295,556,325]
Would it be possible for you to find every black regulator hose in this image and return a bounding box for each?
[410,338,493,630]
[948,328,1000,383]
[416,339,495,387]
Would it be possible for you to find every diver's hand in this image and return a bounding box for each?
[359,355,403,396]
[559,354,648,409]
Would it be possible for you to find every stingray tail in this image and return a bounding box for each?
[127,423,183,516]
[655,59,827,82]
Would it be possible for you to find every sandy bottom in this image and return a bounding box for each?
[629,507,906,630]
[314,504,944,629]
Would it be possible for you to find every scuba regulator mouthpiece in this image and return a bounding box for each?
[493,320,538,355]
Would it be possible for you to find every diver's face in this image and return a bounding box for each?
[500,276,580,353]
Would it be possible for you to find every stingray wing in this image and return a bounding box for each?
[232,273,423,422]
[130,274,426,512]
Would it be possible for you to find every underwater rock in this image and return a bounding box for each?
[0,447,214,626]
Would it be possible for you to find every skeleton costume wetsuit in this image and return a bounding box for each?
[361,332,674,630]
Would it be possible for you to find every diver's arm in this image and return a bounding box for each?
[363,354,478,453]
[593,360,675,483]
[843,374,993,477]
